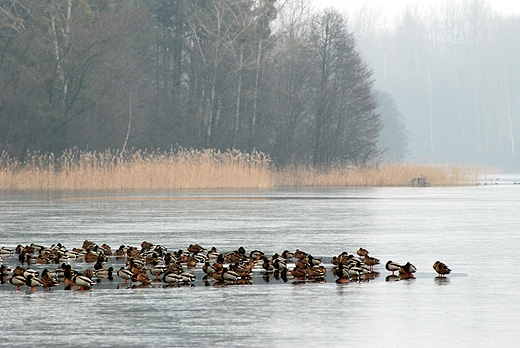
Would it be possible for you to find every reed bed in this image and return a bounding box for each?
[0,149,273,190]
[0,149,483,190]
[274,163,484,187]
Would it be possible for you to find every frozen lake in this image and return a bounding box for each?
[1,179,519,347]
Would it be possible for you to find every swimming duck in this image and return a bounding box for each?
[433,261,451,277]
[385,261,401,276]
[25,274,43,291]
[399,262,417,277]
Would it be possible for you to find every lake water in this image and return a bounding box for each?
[1,177,520,347]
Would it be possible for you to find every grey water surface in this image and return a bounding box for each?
[1,180,519,347]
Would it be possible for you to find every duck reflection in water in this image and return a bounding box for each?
[434,276,450,285]
[385,275,400,282]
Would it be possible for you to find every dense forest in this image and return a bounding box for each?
[0,0,396,167]
[351,0,520,170]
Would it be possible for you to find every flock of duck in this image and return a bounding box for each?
[0,241,452,291]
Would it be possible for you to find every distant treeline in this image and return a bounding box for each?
[0,0,406,167]
[352,0,520,170]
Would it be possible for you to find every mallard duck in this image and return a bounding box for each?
[25,274,43,291]
[132,272,152,284]
[262,257,274,273]
[433,261,451,277]
[73,274,95,290]
[237,246,246,256]
[93,260,105,271]
[281,250,294,260]
[95,267,114,279]
[347,266,365,279]
[188,244,206,254]
[41,275,59,290]
[307,255,322,266]
[114,246,126,258]
[294,249,308,260]
[0,247,14,254]
[101,244,113,256]
[295,258,308,270]
[364,255,380,270]
[290,267,307,279]
[63,264,76,279]
[41,269,57,281]
[399,262,417,276]
[185,256,197,268]
[249,250,265,260]
[212,269,224,282]
[23,269,39,279]
[202,261,216,276]
[82,269,94,279]
[222,268,240,283]
[84,252,99,263]
[273,258,287,272]
[357,248,369,258]
[307,266,326,279]
[150,265,167,280]
[10,275,26,290]
[385,261,401,276]
[163,272,184,286]
[0,264,11,276]
[230,263,252,278]
[117,267,133,283]
[178,271,196,283]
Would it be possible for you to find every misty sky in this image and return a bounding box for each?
[315,0,520,17]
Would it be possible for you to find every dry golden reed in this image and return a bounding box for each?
[0,149,483,190]
[274,163,484,187]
